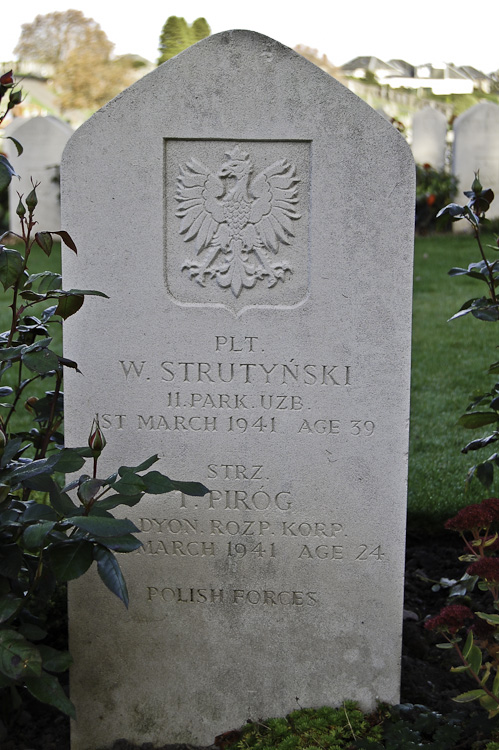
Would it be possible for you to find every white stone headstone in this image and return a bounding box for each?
[61,31,415,749]
[453,102,499,230]
[5,116,73,232]
[411,107,447,169]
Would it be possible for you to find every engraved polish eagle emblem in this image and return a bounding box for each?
[175,146,301,298]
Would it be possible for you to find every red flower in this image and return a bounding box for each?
[467,557,499,582]
[445,499,499,532]
[424,604,473,634]
[0,71,13,86]
[427,194,436,207]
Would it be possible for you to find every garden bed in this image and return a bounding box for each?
[5,529,497,750]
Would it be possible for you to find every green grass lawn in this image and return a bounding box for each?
[0,233,496,526]
[409,231,499,525]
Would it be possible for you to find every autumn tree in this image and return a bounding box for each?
[14,10,134,111]
[157,16,210,65]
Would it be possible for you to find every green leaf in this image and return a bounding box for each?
[0,594,22,624]
[0,630,42,680]
[111,474,147,496]
[437,203,465,219]
[93,545,129,607]
[23,337,52,354]
[479,693,499,712]
[22,348,60,374]
[34,232,54,257]
[55,294,84,320]
[140,471,208,497]
[468,644,483,675]
[5,136,23,156]
[118,455,159,476]
[48,485,78,516]
[24,671,76,718]
[0,155,18,191]
[95,534,142,552]
[0,247,23,290]
[462,630,473,660]
[493,670,499,697]
[51,230,77,254]
[94,493,143,511]
[46,541,94,581]
[476,612,499,624]
[67,515,139,537]
[450,665,470,673]
[34,272,62,293]
[9,456,57,481]
[37,645,72,673]
[23,521,56,549]
[476,461,494,489]
[22,502,57,522]
[0,344,25,362]
[141,470,179,494]
[76,477,105,504]
[18,624,47,642]
[0,437,23,466]
[66,288,108,298]
[436,642,454,649]
[458,412,499,429]
[167,478,210,496]
[0,544,23,579]
[473,307,499,322]
[453,689,486,703]
[50,449,86,474]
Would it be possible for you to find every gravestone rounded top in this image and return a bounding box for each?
[65,29,410,157]
[455,100,499,128]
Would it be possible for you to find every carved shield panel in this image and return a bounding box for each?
[164,139,310,314]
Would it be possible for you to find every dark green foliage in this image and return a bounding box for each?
[224,703,496,750]
[438,174,499,490]
[227,703,384,750]
[0,73,209,720]
[157,15,210,64]
[416,164,458,234]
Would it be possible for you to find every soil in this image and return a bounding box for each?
[3,530,495,750]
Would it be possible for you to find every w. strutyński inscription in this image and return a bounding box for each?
[61,30,414,750]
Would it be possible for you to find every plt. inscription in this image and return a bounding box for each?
[176,145,300,298]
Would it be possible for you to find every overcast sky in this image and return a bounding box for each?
[2,0,499,74]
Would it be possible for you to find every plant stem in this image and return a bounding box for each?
[475,226,498,306]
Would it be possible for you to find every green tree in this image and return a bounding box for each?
[157,16,210,65]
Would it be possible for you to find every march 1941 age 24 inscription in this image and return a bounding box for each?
[61,30,415,750]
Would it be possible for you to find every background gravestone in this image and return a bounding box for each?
[411,107,447,169]
[5,115,73,232]
[61,31,414,749]
[453,102,499,231]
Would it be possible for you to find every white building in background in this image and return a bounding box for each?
[340,57,493,96]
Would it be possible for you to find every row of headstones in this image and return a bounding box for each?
[412,102,499,224]
[5,102,499,234]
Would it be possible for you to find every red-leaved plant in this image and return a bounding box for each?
[426,497,499,716]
